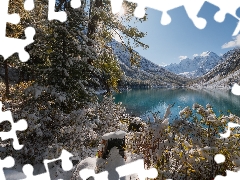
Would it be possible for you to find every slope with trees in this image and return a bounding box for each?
[110,40,189,89]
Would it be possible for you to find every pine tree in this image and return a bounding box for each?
[85,0,148,92]
[11,0,103,164]
[3,0,149,166]
[0,0,30,98]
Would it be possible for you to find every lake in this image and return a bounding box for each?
[114,88,240,122]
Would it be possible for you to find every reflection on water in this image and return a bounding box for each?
[114,88,240,121]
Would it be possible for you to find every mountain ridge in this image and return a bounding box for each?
[190,48,240,89]
[109,40,189,88]
[110,40,240,90]
[163,51,222,78]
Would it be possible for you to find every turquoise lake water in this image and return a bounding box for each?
[114,88,240,121]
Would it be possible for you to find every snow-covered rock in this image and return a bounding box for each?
[102,131,126,140]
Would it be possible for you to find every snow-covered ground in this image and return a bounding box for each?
[73,148,144,180]
[4,170,26,180]
[3,164,77,180]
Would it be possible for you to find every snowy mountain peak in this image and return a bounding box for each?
[193,48,240,90]
[192,51,218,58]
[164,51,221,78]
[180,57,191,61]
[179,56,189,61]
[200,51,212,57]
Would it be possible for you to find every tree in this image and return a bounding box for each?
[85,0,148,92]
[10,0,103,165]
[1,0,149,167]
[0,0,30,98]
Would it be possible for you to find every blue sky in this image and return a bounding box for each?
[126,2,240,66]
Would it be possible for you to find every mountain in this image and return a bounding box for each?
[109,40,189,88]
[190,48,240,89]
[164,51,221,78]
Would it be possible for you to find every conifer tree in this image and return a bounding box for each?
[1,0,30,98]
[85,0,148,92]
[2,0,149,166]
[12,0,103,164]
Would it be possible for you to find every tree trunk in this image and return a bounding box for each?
[18,66,24,83]
[87,0,103,38]
[87,0,102,65]
[4,61,10,98]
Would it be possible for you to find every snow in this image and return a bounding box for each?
[193,68,240,90]
[164,51,221,78]
[74,146,144,180]
[109,40,187,87]
[3,163,50,180]
[4,170,26,180]
[200,51,212,57]
[193,48,240,90]
[76,157,97,170]
[95,90,107,95]
[102,130,126,140]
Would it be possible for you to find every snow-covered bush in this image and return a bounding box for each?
[124,103,240,179]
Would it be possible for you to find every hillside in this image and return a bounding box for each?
[164,51,222,78]
[110,41,189,88]
[190,48,240,89]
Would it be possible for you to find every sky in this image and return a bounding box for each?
[122,2,240,66]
